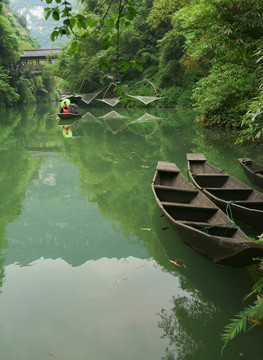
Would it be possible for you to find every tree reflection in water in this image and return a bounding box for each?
[158,292,216,360]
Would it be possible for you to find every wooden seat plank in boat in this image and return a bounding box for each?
[153,185,198,202]
[152,161,263,266]
[161,202,217,211]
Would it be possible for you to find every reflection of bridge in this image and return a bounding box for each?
[19,48,61,74]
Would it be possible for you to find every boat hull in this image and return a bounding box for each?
[57,112,82,120]
[238,157,263,189]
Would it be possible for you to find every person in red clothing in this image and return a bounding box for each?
[62,101,69,113]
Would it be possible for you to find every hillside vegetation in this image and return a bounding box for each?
[41,0,263,141]
[0,0,58,107]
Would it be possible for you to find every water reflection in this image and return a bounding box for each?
[57,109,161,137]
[0,104,262,359]
[0,256,184,360]
[62,125,73,137]
[4,157,148,267]
[153,208,263,360]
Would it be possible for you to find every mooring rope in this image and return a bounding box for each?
[226,201,236,224]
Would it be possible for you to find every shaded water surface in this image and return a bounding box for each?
[0,103,262,360]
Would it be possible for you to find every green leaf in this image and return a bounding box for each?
[86,17,95,27]
[107,19,115,28]
[98,55,109,71]
[77,18,87,29]
[101,38,111,49]
[44,8,52,20]
[70,41,79,54]
[120,62,130,72]
[52,11,60,21]
[50,30,58,41]
[63,19,70,26]
[136,57,146,63]
[135,63,143,72]
[69,18,75,28]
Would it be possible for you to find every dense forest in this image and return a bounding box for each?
[0,0,58,106]
[1,0,263,142]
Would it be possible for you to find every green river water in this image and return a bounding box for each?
[0,103,262,360]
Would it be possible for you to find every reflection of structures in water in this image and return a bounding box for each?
[81,112,102,124]
[62,126,73,138]
[72,110,162,137]
[130,113,162,123]
[126,113,160,138]
[64,110,163,137]
[98,110,127,120]
[98,110,129,134]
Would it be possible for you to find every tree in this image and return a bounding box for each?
[41,0,143,78]
[172,0,263,127]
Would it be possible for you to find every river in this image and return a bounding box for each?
[0,103,262,360]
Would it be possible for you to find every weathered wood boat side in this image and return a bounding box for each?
[152,161,263,267]
[57,111,82,120]
[238,157,263,189]
[187,153,263,232]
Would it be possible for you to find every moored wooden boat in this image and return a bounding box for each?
[57,111,82,120]
[238,157,263,189]
[187,153,263,232]
[57,104,82,119]
[152,161,263,266]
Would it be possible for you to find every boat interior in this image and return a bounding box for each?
[189,159,263,204]
[153,168,239,238]
[242,159,263,174]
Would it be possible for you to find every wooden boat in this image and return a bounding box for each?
[57,104,82,119]
[238,157,263,189]
[57,111,82,120]
[187,153,263,232]
[152,161,263,266]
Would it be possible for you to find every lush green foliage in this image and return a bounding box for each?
[236,48,263,143]
[0,67,20,107]
[0,2,58,107]
[221,271,263,352]
[38,0,263,138]
[192,63,257,127]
